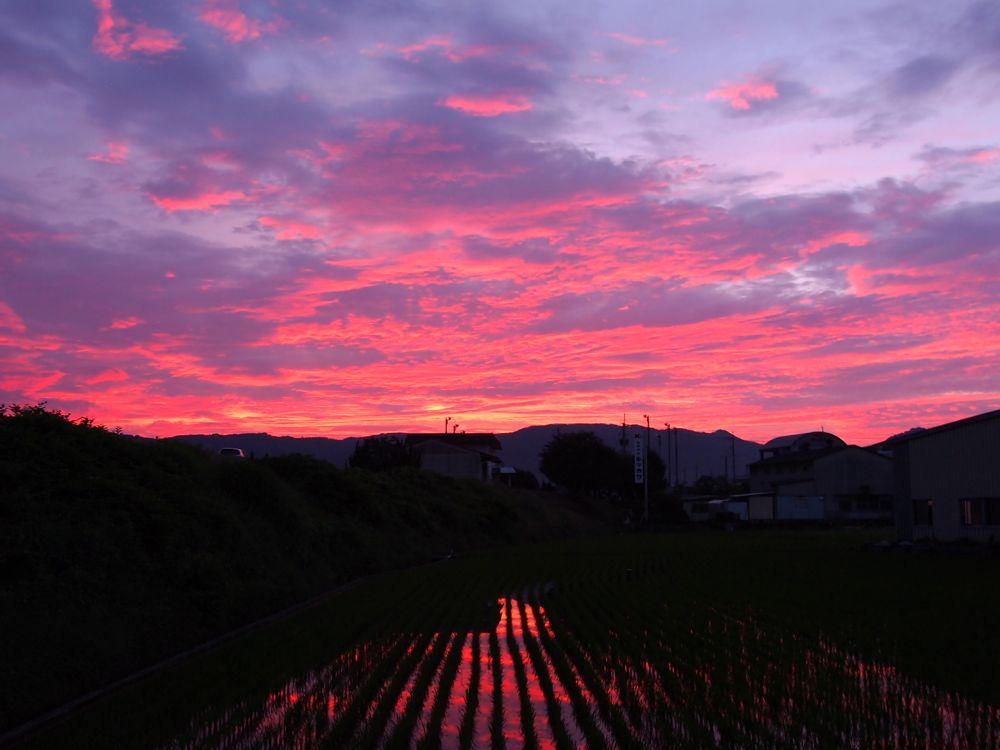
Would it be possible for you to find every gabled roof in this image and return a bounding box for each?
[404,433,502,450]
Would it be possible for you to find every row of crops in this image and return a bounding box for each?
[159,555,1000,749]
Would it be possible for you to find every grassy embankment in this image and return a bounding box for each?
[0,406,610,733]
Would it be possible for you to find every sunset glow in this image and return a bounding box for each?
[1,1,998,444]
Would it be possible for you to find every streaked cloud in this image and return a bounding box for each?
[0,0,997,445]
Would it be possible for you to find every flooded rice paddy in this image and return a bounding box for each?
[157,580,1000,750]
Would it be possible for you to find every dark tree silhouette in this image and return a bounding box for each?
[541,430,669,503]
[540,431,623,494]
[348,435,413,471]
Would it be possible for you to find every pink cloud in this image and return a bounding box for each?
[86,368,130,385]
[801,230,870,256]
[258,216,322,241]
[438,93,533,117]
[87,140,129,164]
[706,76,779,110]
[575,74,626,86]
[109,316,145,330]
[397,34,452,60]
[92,0,182,60]
[393,34,497,63]
[968,147,1000,163]
[0,302,26,333]
[199,0,283,43]
[149,190,246,212]
[606,32,668,48]
[199,150,241,171]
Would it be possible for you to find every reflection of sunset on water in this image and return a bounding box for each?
[159,592,1000,749]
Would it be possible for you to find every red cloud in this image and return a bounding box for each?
[199,0,283,43]
[92,0,182,60]
[706,76,779,110]
[438,93,533,117]
[149,190,246,212]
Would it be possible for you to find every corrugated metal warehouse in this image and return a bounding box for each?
[891,409,1000,542]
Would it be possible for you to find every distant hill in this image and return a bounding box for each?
[173,424,763,482]
[496,424,761,483]
[170,432,360,466]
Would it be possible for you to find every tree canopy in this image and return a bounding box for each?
[540,430,666,498]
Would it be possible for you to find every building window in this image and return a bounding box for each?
[960,497,1000,526]
[912,498,933,525]
[856,494,880,512]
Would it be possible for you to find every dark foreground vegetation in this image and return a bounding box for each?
[15,531,1000,749]
[0,405,609,733]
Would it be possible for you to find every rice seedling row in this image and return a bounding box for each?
[456,633,481,750]
[514,598,577,750]
[501,596,539,750]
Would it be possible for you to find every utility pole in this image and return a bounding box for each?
[643,414,650,523]
[673,426,680,489]
[445,416,450,435]
[664,423,671,487]
[731,433,737,484]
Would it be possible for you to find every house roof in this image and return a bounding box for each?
[404,433,502,450]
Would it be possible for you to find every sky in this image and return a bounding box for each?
[1,0,998,445]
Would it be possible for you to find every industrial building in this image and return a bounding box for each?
[889,409,1000,543]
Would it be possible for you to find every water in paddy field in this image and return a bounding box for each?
[158,593,1000,749]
